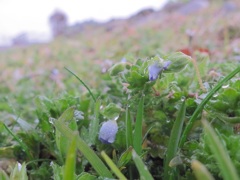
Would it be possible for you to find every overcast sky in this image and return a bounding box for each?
[0,0,167,45]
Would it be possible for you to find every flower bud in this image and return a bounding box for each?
[99,120,118,144]
[164,52,190,73]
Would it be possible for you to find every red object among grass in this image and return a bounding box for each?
[179,48,210,56]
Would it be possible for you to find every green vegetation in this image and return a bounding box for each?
[1,1,240,179]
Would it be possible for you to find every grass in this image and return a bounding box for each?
[1,1,240,179]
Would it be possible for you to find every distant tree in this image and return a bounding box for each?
[49,9,68,37]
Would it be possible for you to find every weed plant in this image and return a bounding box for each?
[1,49,240,179]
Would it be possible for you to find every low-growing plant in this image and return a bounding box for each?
[1,51,240,179]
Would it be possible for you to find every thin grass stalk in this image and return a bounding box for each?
[65,67,96,102]
[1,123,32,160]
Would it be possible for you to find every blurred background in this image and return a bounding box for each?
[0,0,240,93]
[0,0,168,46]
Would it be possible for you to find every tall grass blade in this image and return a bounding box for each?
[54,109,113,178]
[65,67,96,102]
[133,96,144,155]
[89,99,101,145]
[63,134,77,180]
[191,160,214,180]
[163,100,186,180]
[101,151,127,180]
[125,108,133,148]
[55,106,75,158]
[132,149,154,180]
[202,120,239,180]
[180,66,240,147]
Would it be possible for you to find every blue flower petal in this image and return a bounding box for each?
[148,63,162,81]
[99,120,118,144]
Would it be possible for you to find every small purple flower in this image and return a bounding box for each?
[99,120,118,144]
[148,63,162,81]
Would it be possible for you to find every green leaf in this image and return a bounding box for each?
[133,96,144,155]
[63,135,77,180]
[191,160,214,180]
[164,52,191,73]
[125,108,133,148]
[56,106,75,158]
[89,99,101,145]
[101,151,127,180]
[132,149,154,180]
[117,147,133,168]
[54,116,113,178]
[51,162,64,180]
[9,162,28,180]
[217,114,240,124]
[100,103,121,120]
[163,100,186,180]
[180,66,240,147]
[202,120,239,180]
[108,62,128,76]
[76,172,96,180]
[127,71,148,89]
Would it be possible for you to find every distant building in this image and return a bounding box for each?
[49,10,68,37]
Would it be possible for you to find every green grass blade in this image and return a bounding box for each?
[54,113,113,178]
[142,125,154,144]
[125,108,133,148]
[56,106,75,158]
[180,66,240,147]
[202,120,239,180]
[191,160,214,180]
[64,134,77,180]
[89,99,101,145]
[132,149,154,180]
[163,100,186,180]
[0,122,32,160]
[133,96,144,155]
[65,67,96,102]
[101,151,127,180]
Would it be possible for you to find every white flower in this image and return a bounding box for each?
[99,120,118,144]
[148,63,162,81]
